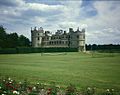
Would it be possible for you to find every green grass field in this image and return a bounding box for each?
[0,52,120,90]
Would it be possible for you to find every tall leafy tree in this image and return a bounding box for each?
[0,25,30,48]
[6,33,19,48]
[0,25,7,48]
[18,35,30,47]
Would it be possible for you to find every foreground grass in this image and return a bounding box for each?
[0,52,120,90]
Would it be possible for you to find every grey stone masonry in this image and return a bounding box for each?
[31,27,86,52]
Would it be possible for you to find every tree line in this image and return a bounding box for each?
[86,44,120,51]
[0,25,30,48]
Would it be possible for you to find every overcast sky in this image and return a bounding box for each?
[0,0,120,44]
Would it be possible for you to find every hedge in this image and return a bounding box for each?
[0,47,78,54]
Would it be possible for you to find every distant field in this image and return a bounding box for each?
[0,52,120,90]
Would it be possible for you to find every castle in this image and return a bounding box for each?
[31,27,86,52]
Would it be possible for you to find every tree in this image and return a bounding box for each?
[0,25,30,48]
[0,25,7,48]
[6,33,19,48]
[92,44,97,50]
[18,35,30,47]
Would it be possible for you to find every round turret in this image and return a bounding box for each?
[78,28,86,52]
[31,27,44,47]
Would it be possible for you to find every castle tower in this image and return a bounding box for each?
[68,27,86,52]
[68,28,76,48]
[31,27,44,47]
[77,28,86,52]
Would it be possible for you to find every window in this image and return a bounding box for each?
[38,37,39,40]
[83,35,85,39]
[66,41,68,44]
[59,41,61,44]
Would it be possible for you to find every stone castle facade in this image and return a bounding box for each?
[31,27,86,52]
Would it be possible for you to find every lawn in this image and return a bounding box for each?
[0,52,120,90]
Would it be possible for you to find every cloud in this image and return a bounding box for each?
[0,0,25,7]
[0,0,26,17]
[81,1,120,44]
[26,3,64,12]
[0,0,120,44]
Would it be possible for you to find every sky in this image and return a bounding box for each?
[0,0,120,44]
